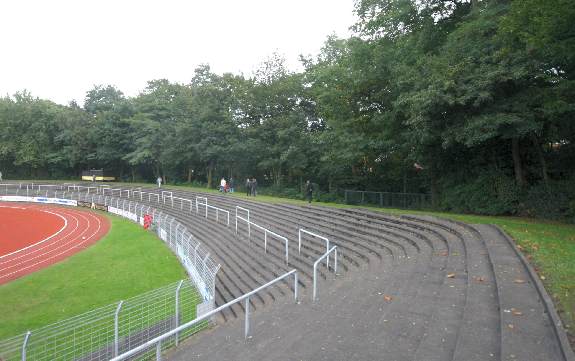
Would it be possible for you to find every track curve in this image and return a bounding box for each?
[0,203,110,284]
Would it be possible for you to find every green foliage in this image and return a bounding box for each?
[521,180,575,221]
[441,171,520,216]
[1,0,574,221]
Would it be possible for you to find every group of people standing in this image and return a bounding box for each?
[219,177,235,193]
[245,178,258,196]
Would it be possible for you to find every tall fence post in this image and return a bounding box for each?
[114,301,124,357]
[21,331,31,361]
[202,253,210,280]
[175,280,184,346]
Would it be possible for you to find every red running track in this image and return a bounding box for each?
[0,203,110,285]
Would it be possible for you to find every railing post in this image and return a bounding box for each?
[21,330,31,361]
[294,273,298,302]
[156,340,162,361]
[235,207,238,234]
[361,191,365,204]
[313,261,318,302]
[285,238,289,265]
[244,297,250,338]
[335,249,338,274]
[175,280,184,346]
[298,229,301,254]
[114,301,124,356]
[379,192,383,207]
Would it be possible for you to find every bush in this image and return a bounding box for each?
[441,172,520,215]
[519,180,575,222]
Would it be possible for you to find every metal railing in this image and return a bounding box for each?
[110,269,299,361]
[235,206,250,237]
[299,229,331,268]
[313,247,338,302]
[344,189,431,209]
[195,196,230,226]
[0,279,204,361]
[65,184,230,227]
[235,206,289,264]
[0,184,221,302]
[0,184,222,361]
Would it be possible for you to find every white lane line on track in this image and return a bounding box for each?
[0,209,104,280]
[0,207,79,266]
[0,207,68,260]
[0,208,81,269]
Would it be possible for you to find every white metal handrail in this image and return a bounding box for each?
[195,197,229,226]
[313,246,338,302]
[109,269,299,361]
[173,196,194,212]
[299,229,330,269]
[236,215,289,264]
[235,206,250,237]
[161,191,173,206]
[195,196,208,216]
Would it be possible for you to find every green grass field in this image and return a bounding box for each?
[0,212,188,339]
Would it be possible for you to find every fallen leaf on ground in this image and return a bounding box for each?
[473,276,486,283]
[447,273,456,278]
[512,310,523,316]
[540,275,546,280]
[517,245,524,251]
[384,295,393,302]
[514,279,526,284]
[508,324,515,330]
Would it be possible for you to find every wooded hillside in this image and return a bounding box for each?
[1,0,573,220]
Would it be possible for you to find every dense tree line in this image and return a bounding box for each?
[1,0,574,220]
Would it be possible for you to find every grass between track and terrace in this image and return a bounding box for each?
[0,212,187,339]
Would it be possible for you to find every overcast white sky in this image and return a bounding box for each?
[0,0,356,105]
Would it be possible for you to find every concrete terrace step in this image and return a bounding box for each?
[474,224,574,361]
[49,184,573,360]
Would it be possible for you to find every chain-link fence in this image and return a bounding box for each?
[0,183,220,361]
[0,279,203,361]
[344,189,431,209]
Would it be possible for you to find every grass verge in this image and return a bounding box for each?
[0,212,187,339]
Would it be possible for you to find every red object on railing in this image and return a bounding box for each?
[143,214,153,229]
